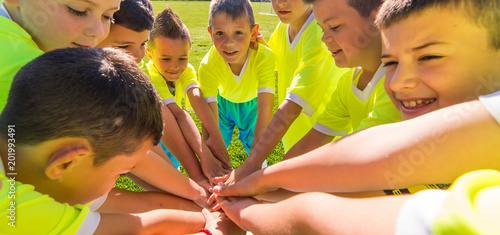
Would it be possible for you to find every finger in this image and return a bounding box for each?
[207,191,218,205]
[214,173,230,183]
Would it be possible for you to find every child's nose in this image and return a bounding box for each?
[275,0,287,6]
[84,18,106,42]
[388,63,419,92]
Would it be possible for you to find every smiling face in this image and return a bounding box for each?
[146,36,191,82]
[11,0,121,52]
[314,0,381,69]
[209,13,257,73]
[97,24,150,63]
[381,7,500,120]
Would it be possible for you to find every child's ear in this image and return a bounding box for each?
[251,23,260,42]
[45,141,91,180]
[207,27,214,40]
[145,48,153,60]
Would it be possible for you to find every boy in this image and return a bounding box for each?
[0,47,212,234]
[0,0,121,111]
[213,0,500,197]
[143,6,231,186]
[222,0,348,183]
[97,0,154,64]
[284,0,402,159]
[190,0,275,159]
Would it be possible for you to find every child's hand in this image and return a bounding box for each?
[199,150,232,186]
[205,137,232,170]
[201,208,245,235]
[250,32,268,50]
[215,196,262,232]
[214,161,260,187]
[211,168,277,198]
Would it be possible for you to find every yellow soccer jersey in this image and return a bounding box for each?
[314,66,401,136]
[0,161,99,234]
[268,13,348,150]
[198,44,275,104]
[143,60,199,109]
[0,14,43,112]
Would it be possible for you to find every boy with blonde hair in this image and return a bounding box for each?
[0,0,121,111]
[190,0,276,164]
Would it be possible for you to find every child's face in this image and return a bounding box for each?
[97,24,150,64]
[13,0,121,52]
[272,0,311,25]
[314,0,381,68]
[381,8,500,120]
[146,37,190,82]
[61,140,153,205]
[209,13,257,70]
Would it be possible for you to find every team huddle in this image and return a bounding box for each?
[1,0,500,234]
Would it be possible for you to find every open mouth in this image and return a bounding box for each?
[224,51,237,56]
[401,98,436,109]
[278,11,291,15]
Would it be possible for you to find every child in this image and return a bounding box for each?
[0,0,121,112]
[222,0,349,183]
[213,0,500,197]
[97,0,154,64]
[191,0,276,159]
[143,7,231,185]
[284,0,402,159]
[0,47,239,234]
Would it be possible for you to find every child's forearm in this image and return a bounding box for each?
[245,100,302,168]
[130,151,206,204]
[95,209,204,235]
[283,128,334,160]
[187,88,225,143]
[252,93,275,148]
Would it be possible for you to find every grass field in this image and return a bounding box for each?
[115,1,283,191]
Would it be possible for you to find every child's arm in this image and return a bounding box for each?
[166,102,230,183]
[214,99,500,196]
[95,209,205,235]
[252,92,275,148]
[283,129,334,160]
[217,192,409,235]
[221,100,302,184]
[127,150,209,208]
[188,87,231,168]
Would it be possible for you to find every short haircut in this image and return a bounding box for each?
[375,0,500,49]
[303,0,383,18]
[148,6,191,49]
[208,0,255,29]
[0,48,163,165]
[113,0,155,32]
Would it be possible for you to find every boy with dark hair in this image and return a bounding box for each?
[97,0,155,63]
[283,0,401,160]
[190,0,276,165]
[0,47,229,234]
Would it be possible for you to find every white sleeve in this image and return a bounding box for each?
[87,193,108,211]
[479,91,500,124]
[395,189,449,235]
[74,211,101,235]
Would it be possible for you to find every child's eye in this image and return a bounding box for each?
[116,45,129,49]
[215,31,224,36]
[179,57,188,61]
[103,14,114,23]
[67,6,87,17]
[382,61,398,67]
[330,25,340,32]
[235,31,243,35]
[162,58,171,61]
[419,55,442,61]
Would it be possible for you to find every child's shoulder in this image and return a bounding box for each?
[200,46,224,65]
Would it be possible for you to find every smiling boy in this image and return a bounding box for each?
[0,0,121,111]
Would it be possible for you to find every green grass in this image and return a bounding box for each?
[115,1,282,191]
